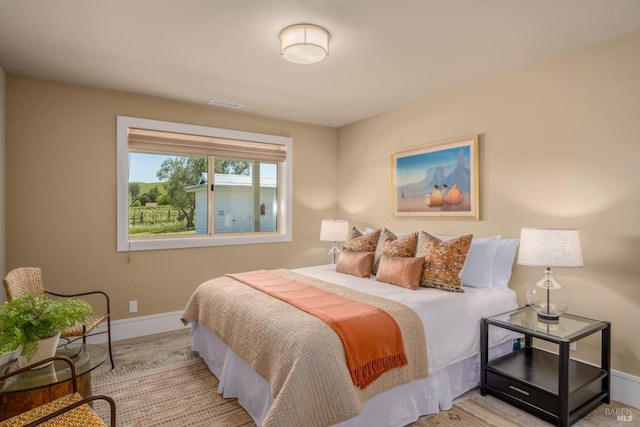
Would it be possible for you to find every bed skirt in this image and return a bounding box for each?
[191,320,514,427]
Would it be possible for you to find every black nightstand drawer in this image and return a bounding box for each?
[486,370,557,414]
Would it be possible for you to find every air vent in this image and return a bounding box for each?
[208,99,243,109]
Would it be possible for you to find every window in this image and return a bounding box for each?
[117,116,292,251]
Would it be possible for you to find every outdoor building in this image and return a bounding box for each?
[185,173,277,235]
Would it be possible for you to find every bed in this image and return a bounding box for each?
[182,231,520,427]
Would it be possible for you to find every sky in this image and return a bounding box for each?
[129,153,277,183]
[395,146,469,186]
[129,153,170,182]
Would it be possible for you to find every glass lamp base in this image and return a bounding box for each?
[536,312,560,324]
[328,242,341,264]
[526,267,569,322]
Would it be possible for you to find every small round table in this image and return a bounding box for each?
[0,343,107,421]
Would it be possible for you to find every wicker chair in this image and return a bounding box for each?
[0,356,115,426]
[2,267,114,370]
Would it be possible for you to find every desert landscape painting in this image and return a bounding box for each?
[391,135,479,219]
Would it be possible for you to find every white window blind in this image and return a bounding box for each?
[128,128,287,163]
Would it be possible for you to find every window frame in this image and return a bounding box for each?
[117,116,293,252]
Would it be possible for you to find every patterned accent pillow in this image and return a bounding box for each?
[382,231,418,258]
[343,226,363,244]
[343,228,380,252]
[373,228,397,274]
[336,249,375,278]
[376,254,423,290]
[415,231,473,292]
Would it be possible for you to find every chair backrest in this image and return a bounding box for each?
[3,267,46,300]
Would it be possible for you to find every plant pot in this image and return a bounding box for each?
[0,346,22,368]
[19,332,61,369]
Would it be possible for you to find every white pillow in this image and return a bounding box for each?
[365,227,410,238]
[461,236,500,290]
[492,238,519,290]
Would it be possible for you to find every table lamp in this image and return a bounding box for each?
[517,227,583,322]
[320,220,349,264]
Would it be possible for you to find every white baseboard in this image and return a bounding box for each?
[85,310,189,345]
[88,311,640,409]
[611,369,640,409]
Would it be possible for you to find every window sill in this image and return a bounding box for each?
[119,233,292,252]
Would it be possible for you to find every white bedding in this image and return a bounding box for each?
[191,264,519,426]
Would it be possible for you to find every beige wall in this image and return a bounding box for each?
[5,77,338,319]
[337,32,640,375]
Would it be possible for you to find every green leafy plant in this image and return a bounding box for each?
[0,293,94,361]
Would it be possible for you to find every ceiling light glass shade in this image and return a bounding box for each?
[518,228,583,322]
[280,24,329,64]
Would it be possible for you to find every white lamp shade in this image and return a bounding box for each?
[280,24,329,64]
[319,220,349,242]
[517,228,583,268]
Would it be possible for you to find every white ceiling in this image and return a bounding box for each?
[1,0,640,128]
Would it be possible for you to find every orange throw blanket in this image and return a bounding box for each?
[226,270,408,389]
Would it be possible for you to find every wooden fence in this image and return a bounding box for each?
[129,207,183,225]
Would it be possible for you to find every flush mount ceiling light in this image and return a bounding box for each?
[280,24,329,65]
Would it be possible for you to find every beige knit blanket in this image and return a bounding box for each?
[181,269,428,427]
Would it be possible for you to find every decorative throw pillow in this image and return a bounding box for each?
[336,249,375,278]
[343,227,380,252]
[415,231,473,292]
[343,226,363,243]
[373,228,397,274]
[376,255,423,290]
[382,231,419,258]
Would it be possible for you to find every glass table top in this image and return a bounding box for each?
[487,306,608,341]
[0,343,107,394]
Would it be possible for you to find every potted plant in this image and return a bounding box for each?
[0,293,94,366]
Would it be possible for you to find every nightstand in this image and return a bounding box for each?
[481,306,610,427]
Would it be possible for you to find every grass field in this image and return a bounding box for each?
[128,182,199,236]
[128,205,191,235]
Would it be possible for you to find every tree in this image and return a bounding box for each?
[137,193,150,206]
[147,186,161,203]
[157,157,206,229]
[128,182,141,205]
[215,159,251,175]
[157,194,171,206]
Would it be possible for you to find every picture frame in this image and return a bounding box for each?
[390,135,479,219]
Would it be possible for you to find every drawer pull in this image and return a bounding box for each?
[509,385,530,396]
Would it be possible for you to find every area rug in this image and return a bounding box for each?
[92,353,636,427]
[417,394,638,427]
[94,355,523,427]
[92,357,255,427]
[414,396,539,426]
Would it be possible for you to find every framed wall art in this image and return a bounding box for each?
[390,135,479,219]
